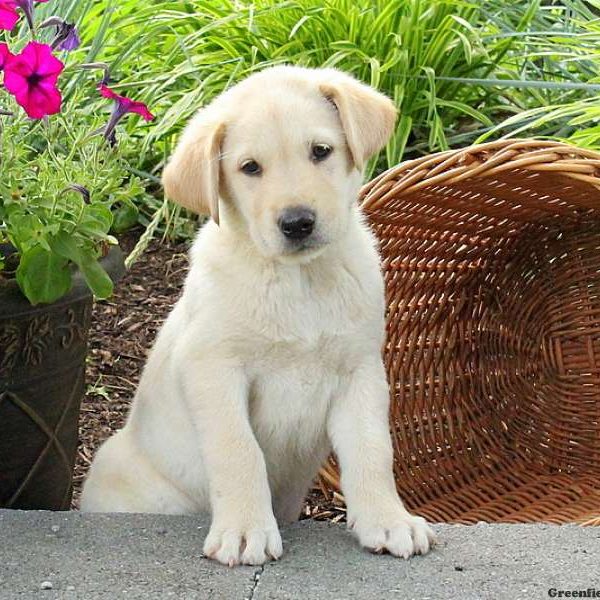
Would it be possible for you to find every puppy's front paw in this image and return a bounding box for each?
[203,518,283,567]
[350,510,436,559]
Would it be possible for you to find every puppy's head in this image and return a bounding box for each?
[162,66,396,262]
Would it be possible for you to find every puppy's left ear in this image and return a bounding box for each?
[319,72,397,171]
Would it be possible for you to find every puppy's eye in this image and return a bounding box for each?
[311,143,332,162]
[241,160,262,176]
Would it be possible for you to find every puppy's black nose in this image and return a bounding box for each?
[278,207,316,241]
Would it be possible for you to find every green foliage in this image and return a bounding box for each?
[64,0,599,247]
[0,104,147,303]
[87,0,600,171]
[4,0,600,260]
[85,0,505,177]
[0,0,152,304]
[0,1,152,304]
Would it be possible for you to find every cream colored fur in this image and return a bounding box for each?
[81,66,436,566]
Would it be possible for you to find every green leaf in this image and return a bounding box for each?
[50,230,82,264]
[78,205,114,239]
[434,76,600,92]
[435,99,494,126]
[111,203,139,233]
[49,232,115,299]
[289,15,310,39]
[388,114,412,166]
[79,251,114,299]
[16,246,72,305]
[10,214,48,252]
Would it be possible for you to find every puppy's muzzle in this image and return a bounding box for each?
[278,206,316,242]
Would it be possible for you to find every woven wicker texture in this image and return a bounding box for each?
[324,139,600,525]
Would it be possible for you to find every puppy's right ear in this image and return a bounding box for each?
[162,110,225,225]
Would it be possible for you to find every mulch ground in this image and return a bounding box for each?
[75,230,345,522]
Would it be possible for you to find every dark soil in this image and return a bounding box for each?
[75,231,345,522]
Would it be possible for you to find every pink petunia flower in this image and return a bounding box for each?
[15,0,49,31]
[98,83,155,145]
[0,42,12,70]
[0,0,18,30]
[3,41,64,119]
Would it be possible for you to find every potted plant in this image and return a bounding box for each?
[0,0,155,510]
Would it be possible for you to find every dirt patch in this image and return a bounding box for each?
[75,232,344,522]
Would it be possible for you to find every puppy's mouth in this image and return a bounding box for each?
[271,235,328,265]
[252,225,329,262]
[282,235,327,255]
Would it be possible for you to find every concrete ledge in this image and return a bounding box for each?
[1,510,599,599]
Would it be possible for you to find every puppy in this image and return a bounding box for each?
[81,66,436,566]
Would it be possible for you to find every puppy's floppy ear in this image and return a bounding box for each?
[162,110,225,225]
[319,71,397,171]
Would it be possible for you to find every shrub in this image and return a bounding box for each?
[82,0,600,245]
[0,0,154,304]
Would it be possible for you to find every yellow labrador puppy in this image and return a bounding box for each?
[81,66,436,566]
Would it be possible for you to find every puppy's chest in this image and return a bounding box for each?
[233,254,382,448]
[247,342,347,452]
[239,257,381,345]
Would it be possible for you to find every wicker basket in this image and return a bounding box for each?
[324,139,600,526]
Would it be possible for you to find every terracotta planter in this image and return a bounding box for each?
[0,248,125,510]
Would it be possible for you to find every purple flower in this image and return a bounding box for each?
[57,23,79,50]
[15,0,49,32]
[40,16,80,51]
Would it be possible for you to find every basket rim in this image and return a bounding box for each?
[360,138,600,211]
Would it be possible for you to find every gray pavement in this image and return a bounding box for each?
[1,510,599,599]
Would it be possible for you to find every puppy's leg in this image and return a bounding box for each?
[328,356,436,558]
[181,361,282,566]
[81,430,197,514]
